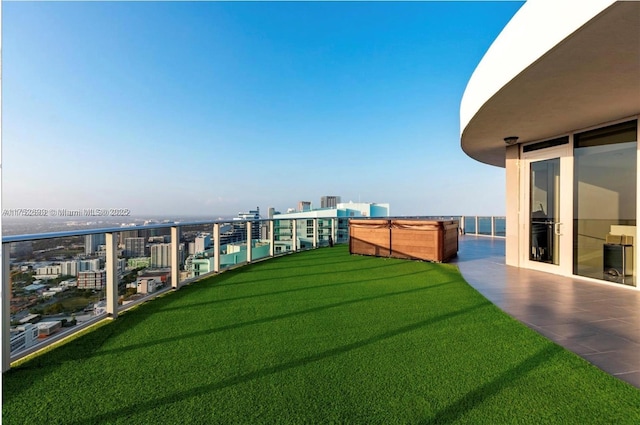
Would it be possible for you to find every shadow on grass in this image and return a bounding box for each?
[5,247,464,404]
[209,258,410,288]
[421,344,564,424]
[56,279,458,362]
[157,267,439,313]
[67,301,490,425]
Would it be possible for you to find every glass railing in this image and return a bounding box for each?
[459,216,506,237]
[386,215,506,237]
[1,215,503,370]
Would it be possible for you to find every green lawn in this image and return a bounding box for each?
[4,246,640,424]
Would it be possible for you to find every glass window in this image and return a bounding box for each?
[573,120,637,284]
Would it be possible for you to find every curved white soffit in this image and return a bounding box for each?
[460,0,628,167]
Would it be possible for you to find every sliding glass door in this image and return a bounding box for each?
[523,143,572,275]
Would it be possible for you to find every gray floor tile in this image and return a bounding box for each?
[455,235,640,389]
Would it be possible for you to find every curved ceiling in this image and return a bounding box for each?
[460,1,640,167]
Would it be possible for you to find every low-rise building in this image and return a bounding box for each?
[77,270,107,290]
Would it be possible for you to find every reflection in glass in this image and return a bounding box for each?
[573,120,637,284]
[530,158,560,264]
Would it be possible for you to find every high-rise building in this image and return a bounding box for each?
[150,243,172,268]
[194,234,211,254]
[321,196,341,208]
[234,208,261,241]
[119,230,139,245]
[298,201,311,212]
[85,234,106,255]
[124,237,147,258]
[59,260,79,277]
[79,258,101,272]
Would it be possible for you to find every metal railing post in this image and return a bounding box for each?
[105,232,118,318]
[269,220,275,257]
[475,216,479,236]
[331,218,336,245]
[171,226,180,289]
[247,221,253,263]
[313,218,318,249]
[213,223,220,273]
[2,243,11,372]
[460,216,465,235]
[292,220,298,252]
[491,216,496,237]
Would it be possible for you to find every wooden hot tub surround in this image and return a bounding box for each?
[349,219,459,262]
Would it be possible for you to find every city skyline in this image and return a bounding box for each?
[2,1,523,218]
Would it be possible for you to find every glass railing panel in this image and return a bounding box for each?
[273,219,294,255]
[495,217,506,237]
[477,217,492,236]
[220,221,247,270]
[464,216,477,234]
[7,233,107,359]
[120,226,178,310]
[179,223,214,283]
[298,218,314,251]
[317,218,330,247]
[251,220,271,262]
[337,218,349,244]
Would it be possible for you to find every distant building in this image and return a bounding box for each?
[119,229,139,245]
[267,207,280,219]
[148,235,170,243]
[77,270,106,290]
[117,258,128,274]
[235,207,261,241]
[85,234,106,255]
[127,257,150,269]
[59,260,78,277]
[79,258,101,272]
[336,201,390,218]
[36,265,61,276]
[273,201,390,250]
[137,270,170,288]
[124,237,147,258]
[298,201,312,212]
[136,278,159,295]
[150,243,172,268]
[194,234,211,254]
[190,257,214,278]
[321,196,341,209]
[10,324,39,353]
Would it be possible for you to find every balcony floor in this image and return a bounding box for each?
[454,235,640,388]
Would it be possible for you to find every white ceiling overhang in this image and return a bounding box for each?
[460,1,640,168]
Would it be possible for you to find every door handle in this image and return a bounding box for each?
[554,222,562,235]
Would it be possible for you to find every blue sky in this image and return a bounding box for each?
[2,1,524,218]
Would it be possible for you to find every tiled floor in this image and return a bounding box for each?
[453,235,640,389]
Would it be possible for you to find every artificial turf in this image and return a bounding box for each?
[3,245,640,424]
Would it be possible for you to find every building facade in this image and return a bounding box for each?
[298,201,312,212]
[461,1,640,287]
[194,234,211,254]
[124,237,147,258]
[321,196,341,208]
[150,243,172,268]
[85,234,106,255]
[77,270,107,290]
[273,202,389,249]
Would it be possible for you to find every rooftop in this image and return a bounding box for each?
[4,239,640,423]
